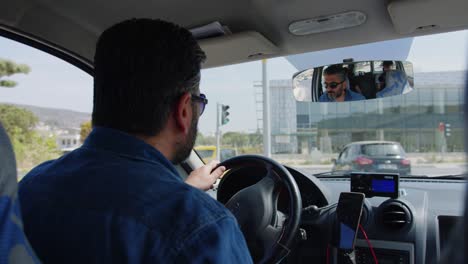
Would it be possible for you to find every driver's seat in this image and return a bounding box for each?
[0,122,40,263]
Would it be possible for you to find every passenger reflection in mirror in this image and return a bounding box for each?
[376,61,393,91]
[376,61,412,98]
[319,65,366,102]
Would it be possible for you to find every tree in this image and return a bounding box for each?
[195,132,216,146]
[0,104,59,170]
[0,104,38,143]
[222,132,248,148]
[0,59,31,88]
[248,131,263,147]
[80,121,92,143]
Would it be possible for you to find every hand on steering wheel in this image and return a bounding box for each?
[216,155,302,264]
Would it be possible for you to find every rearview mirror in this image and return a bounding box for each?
[292,60,414,102]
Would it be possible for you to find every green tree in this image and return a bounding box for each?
[195,132,216,146]
[0,59,31,88]
[0,104,59,172]
[248,131,263,147]
[80,120,92,143]
[222,132,249,148]
[0,104,38,143]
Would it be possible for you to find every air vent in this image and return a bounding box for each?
[379,201,412,230]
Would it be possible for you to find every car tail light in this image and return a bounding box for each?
[401,159,411,166]
[355,157,373,165]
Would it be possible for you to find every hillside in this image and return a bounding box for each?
[3,103,91,129]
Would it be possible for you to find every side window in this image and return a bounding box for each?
[0,36,92,180]
[353,62,372,75]
[402,61,413,76]
[373,60,397,74]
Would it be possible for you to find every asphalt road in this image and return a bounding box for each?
[292,163,467,177]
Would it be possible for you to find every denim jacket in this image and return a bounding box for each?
[19,127,252,264]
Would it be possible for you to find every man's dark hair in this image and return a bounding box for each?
[323,64,346,81]
[382,60,394,67]
[93,18,206,136]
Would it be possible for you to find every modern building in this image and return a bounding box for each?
[269,79,298,154]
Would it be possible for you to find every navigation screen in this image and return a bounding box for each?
[372,179,396,193]
[351,173,399,198]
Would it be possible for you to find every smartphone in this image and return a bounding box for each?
[334,192,365,250]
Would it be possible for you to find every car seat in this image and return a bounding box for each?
[350,72,376,99]
[0,122,40,263]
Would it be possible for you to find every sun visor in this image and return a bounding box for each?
[198,31,279,68]
[388,0,468,34]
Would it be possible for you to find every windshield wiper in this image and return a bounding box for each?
[405,173,468,179]
[313,170,351,177]
[315,172,468,179]
[426,174,467,179]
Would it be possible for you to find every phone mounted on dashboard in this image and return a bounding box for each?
[351,173,400,199]
[333,192,365,252]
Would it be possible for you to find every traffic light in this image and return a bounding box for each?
[221,105,230,125]
[445,123,451,137]
[438,122,445,132]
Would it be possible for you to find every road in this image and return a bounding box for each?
[292,163,467,177]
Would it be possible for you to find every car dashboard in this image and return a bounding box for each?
[208,165,466,263]
[285,167,466,264]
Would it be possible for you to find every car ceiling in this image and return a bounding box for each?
[1,0,468,69]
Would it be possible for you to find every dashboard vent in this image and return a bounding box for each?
[380,202,412,230]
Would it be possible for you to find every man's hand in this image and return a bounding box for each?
[185,160,226,191]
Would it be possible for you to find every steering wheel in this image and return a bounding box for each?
[216,155,302,264]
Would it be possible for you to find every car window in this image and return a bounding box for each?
[0,36,92,180]
[2,29,466,178]
[373,60,396,73]
[402,61,413,77]
[353,61,372,75]
[361,144,404,157]
[196,149,214,159]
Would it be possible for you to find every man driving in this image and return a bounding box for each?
[18,19,252,263]
[319,64,366,102]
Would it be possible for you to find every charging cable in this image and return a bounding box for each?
[359,224,378,264]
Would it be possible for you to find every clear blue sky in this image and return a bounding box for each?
[1,30,467,135]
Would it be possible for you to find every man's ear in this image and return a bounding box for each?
[174,92,192,135]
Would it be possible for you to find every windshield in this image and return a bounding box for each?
[195,30,468,177]
[0,30,466,179]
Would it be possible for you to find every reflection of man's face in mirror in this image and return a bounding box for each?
[382,61,393,72]
[324,74,346,102]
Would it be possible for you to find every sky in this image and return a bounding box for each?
[1,30,467,135]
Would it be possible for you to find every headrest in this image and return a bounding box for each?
[0,122,39,263]
[0,122,17,198]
